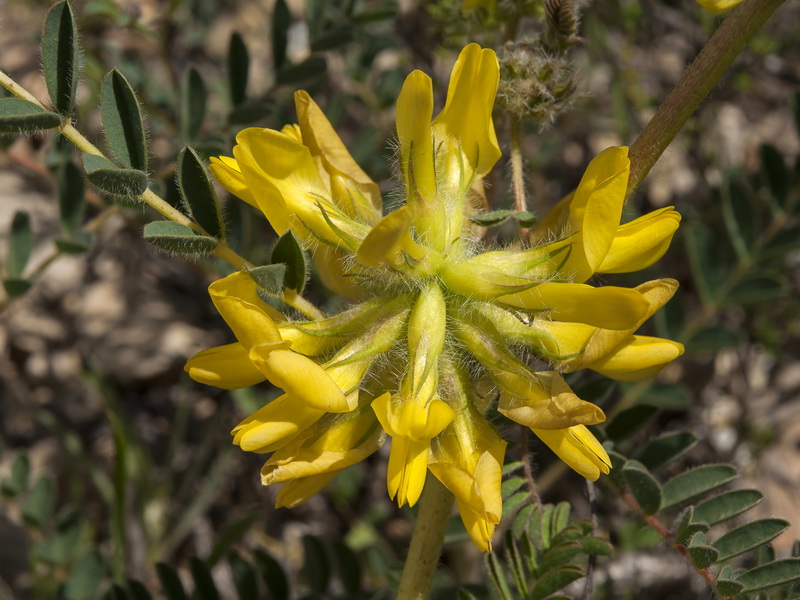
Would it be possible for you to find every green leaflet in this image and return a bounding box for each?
[142,222,217,254]
[42,0,80,115]
[0,98,62,132]
[100,70,148,171]
[176,147,224,238]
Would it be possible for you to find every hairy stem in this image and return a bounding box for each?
[619,489,718,589]
[626,0,787,198]
[396,475,454,600]
[510,116,527,216]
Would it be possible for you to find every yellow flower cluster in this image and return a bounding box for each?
[185,44,683,552]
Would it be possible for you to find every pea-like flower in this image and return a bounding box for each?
[186,44,683,552]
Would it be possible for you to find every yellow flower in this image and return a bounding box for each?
[533,425,612,481]
[187,43,683,552]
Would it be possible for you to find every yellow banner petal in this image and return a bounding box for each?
[371,393,455,441]
[356,206,441,275]
[235,128,367,247]
[208,271,284,348]
[498,371,606,430]
[499,282,650,330]
[532,425,611,481]
[428,402,506,550]
[232,394,325,454]
[563,147,630,282]
[208,156,257,208]
[184,342,266,389]
[295,91,382,221]
[598,207,681,274]
[261,409,384,484]
[396,70,436,202]
[432,44,501,184]
[274,471,338,509]
[455,499,497,553]
[591,335,685,381]
[386,435,429,507]
[396,69,448,249]
[248,346,352,412]
[580,278,678,366]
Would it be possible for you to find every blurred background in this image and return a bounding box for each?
[1,0,799,598]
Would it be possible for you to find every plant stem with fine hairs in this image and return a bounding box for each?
[396,475,454,600]
[626,0,787,198]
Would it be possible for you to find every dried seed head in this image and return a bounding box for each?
[496,40,584,128]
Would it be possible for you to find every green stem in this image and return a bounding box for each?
[626,0,786,198]
[0,69,44,105]
[396,475,454,600]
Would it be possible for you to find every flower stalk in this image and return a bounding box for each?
[396,475,454,600]
[510,115,528,217]
[626,0,786,198]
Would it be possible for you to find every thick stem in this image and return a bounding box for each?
[396,475,454,600]
[626,0,786,198]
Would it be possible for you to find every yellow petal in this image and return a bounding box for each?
[209,156,257,208]
[386,435,429,507]
[455,499,496,552]
[591,335,685,381]
[209,271,284,348]
[261,408,384,484]
[432,44,501,185]
[248,346,352,412]
[295,91,382,221]
[274,471,338,508]
[499,282,650,330]
[231,132,290,234]
[234,128,366,247]
[184,342,266,389]
[397,70,436,200]
[532,425,611,481]
[696,0,743,13]
[580,278,679,366]
[281,123,303,142]
[598,207,681,274]
[561,147,630,282]
[428,402,506,544]
[498,371,606,430]
[473,449,503,524]
[397,70,447,249]
[372,394,455,441]
[527,320,597,361]
[313,245,368,300]
[356,206,442,276]
[232,394,325,453]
